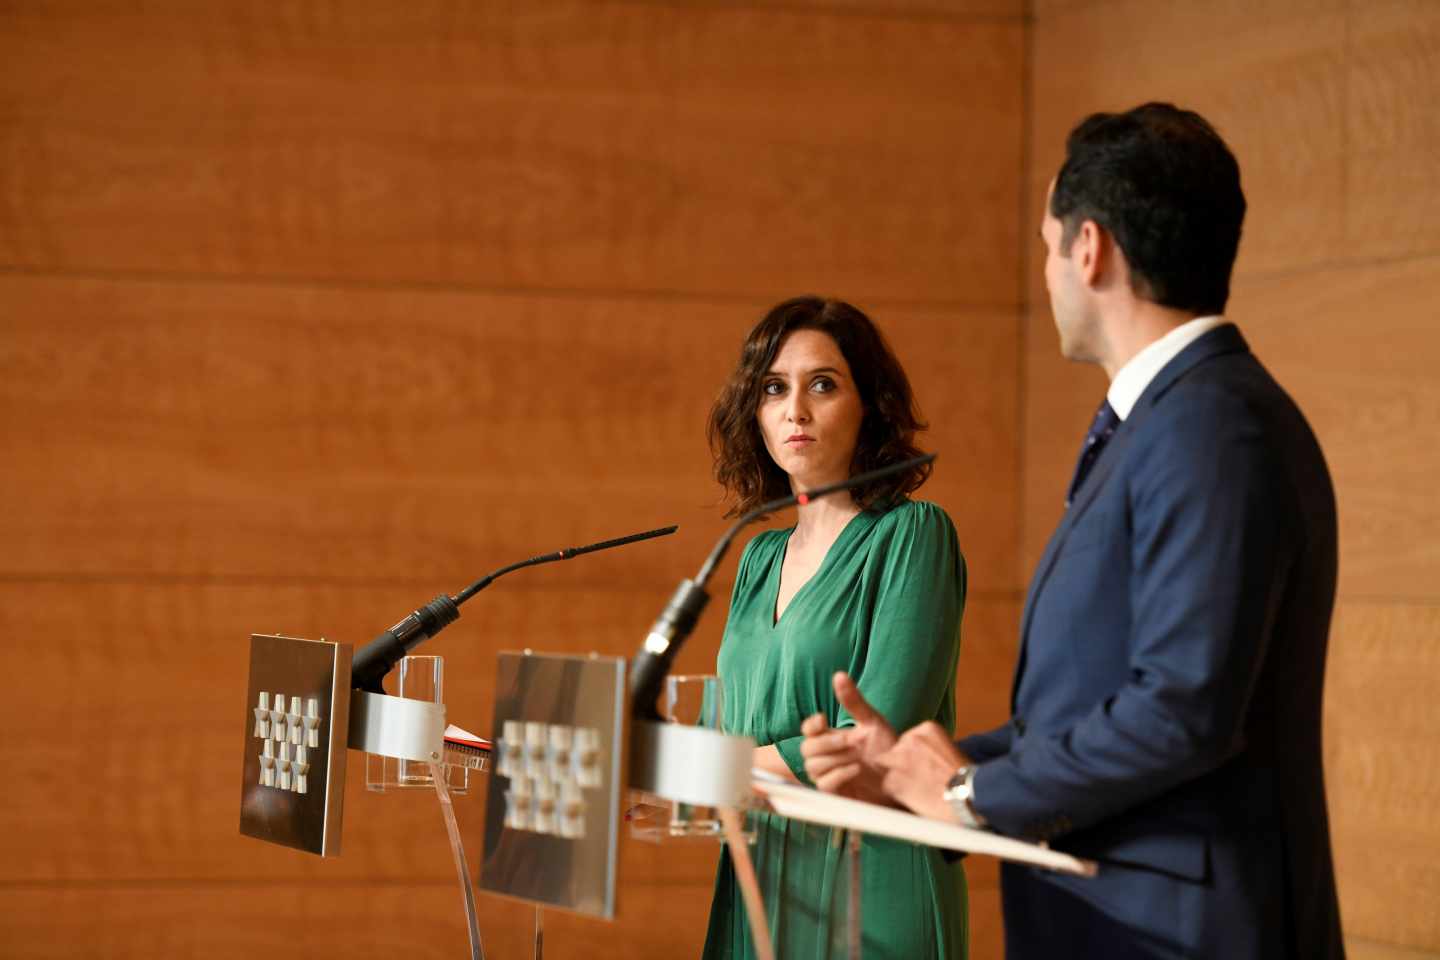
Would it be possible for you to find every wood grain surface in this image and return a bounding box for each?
[0,0,1022,306]
[1233,259,1440,601]
[1024,2,1440,955]
[1347,0,1440,263]
[1325,601,1440,949]
[0,277,1020,593]
[10,0,1434,956]
[1027,0,1348,289]
[0,4,1024,956]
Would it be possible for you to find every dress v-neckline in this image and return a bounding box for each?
[770,511,868,628]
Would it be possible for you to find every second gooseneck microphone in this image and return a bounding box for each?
[350,524,679,694]
[629,453,936,719]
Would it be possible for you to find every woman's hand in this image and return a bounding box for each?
[874,722,970,822]
[800,672,899,805]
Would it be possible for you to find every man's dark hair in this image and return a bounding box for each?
[707,296,930,518]
[1050,102,1246,315]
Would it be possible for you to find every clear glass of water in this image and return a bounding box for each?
[663,674,725,837]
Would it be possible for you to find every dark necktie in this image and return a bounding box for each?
[1065,399,1120,508]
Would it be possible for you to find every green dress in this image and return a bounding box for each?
[703,499,968,960]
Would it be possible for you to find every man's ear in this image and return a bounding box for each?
[1075,219,1106,288]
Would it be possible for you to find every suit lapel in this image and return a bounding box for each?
[1011,422,1139,707]
[1010,324,1252,710]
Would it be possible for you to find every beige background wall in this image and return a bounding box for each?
[0,2,1024,958]
[1,1,1436,958]
[1023,1,1440,957]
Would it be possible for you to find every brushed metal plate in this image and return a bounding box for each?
[238,634,351,857]
[479,651,627,919]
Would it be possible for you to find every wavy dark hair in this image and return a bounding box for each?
[707,296,930,518]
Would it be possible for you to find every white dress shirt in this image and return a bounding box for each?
[1107,316,1227,420]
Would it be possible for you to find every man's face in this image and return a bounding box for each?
[1041,184,1100,363]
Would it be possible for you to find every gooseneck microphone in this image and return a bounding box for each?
[628,453,936,719]
[350,524,679,694]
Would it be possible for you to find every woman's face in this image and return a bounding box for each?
[756,328,864,492]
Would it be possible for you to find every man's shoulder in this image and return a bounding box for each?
[1143,346,1302,436]
[1123,348,1334,521]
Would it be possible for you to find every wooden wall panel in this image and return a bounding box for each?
[0,1,1023,306]
[0,587,1018,957]
[1348,940,1440,960]
[1025,2,1440,955]
[1026,0,1440,301]
[0,873,1012,960]
[1027,0,1348,287]
[0,2,1025,956]
[1231,259,1440,600]
[0,882,717,960]
[1026,255,1440,596]
[1348,0,1440,262]
[0,580,1019,879]
[0,297,1026,944]
[701,0,1022,15]
[0,277,1019,593]
[1022,0,1357,572]
[966,866,1004,960]
[952,598,1020,740]
[1020,308,1107,573]
[952,602,1017,960]
[1025,296,1440,592]
[0,581,688,884]
[1325,601,1440,949]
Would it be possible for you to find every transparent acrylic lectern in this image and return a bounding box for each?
[241,636,1094,959]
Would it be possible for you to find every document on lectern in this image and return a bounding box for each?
[751,777,1098,877]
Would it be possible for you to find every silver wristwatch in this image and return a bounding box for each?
[942,765,986,828]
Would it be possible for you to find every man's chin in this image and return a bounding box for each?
[1057,334,1097,365]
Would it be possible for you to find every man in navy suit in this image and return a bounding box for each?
[801,103,1345,958]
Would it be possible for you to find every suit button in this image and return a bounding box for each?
[1012,717,1026,737]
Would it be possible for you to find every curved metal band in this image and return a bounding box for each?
[347,690,446,762]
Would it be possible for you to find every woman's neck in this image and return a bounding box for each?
[789,490,861,547]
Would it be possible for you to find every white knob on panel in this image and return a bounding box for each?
[498,720,523,779]
[253,692,271,739]
[304,698,322,748]
[277,741,292,791]
[524,722,547,780]
[532,777,557,835]
[504,789,532,831]
[293,745,310,795]
[259,738,276,787]
[559,779,586,840]
[574,728,602,788]
[547,725,573,782]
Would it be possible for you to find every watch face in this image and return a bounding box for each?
[945,767,971,792]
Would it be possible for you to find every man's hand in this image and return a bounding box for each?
[800,672,898,805]
[874,722,972,823]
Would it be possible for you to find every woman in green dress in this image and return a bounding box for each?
[702,297,968,960]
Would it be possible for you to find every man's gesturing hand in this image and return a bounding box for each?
[874,722,971,823]
[799,672,898,806]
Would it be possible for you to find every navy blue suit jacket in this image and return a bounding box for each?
[959,325,1345,959]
